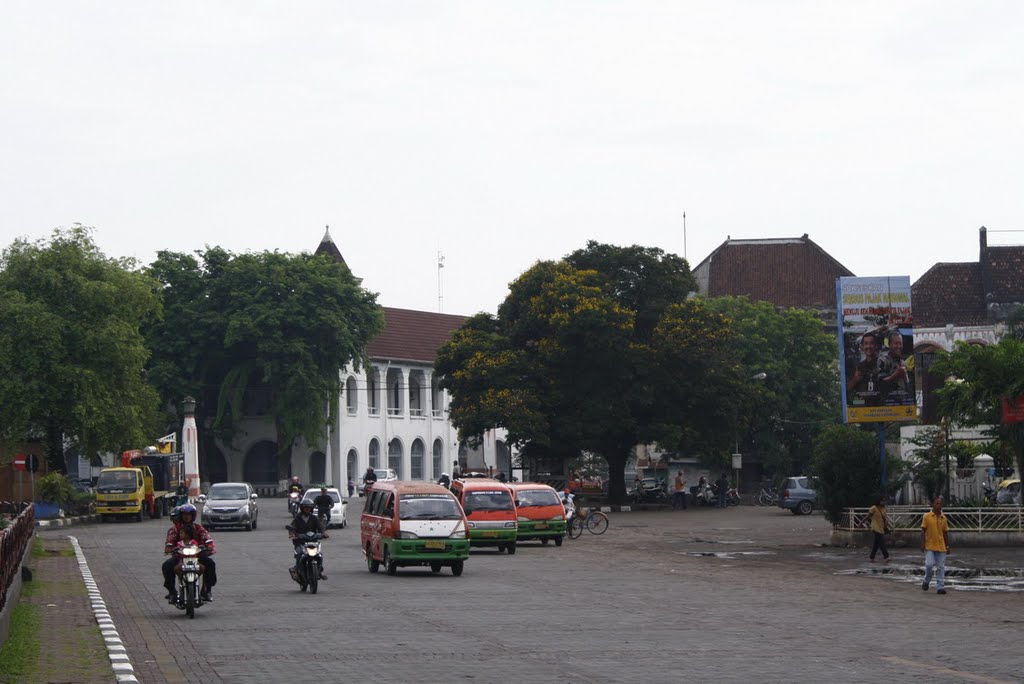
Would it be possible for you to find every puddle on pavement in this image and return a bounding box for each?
[836,564,1024,592]
[685,551,776,559]
[685,537,755,544]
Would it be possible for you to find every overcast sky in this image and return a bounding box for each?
[2,2,1022,316]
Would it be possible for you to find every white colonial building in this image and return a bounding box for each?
[204,230,512,494]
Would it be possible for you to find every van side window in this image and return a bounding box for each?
[382,493,394,517]
[366,490,381,515]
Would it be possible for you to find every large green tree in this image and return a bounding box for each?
[703,296,839,478]
[145,248,384,478]
[933,337,1024,485]
[437,242,745,503]
[0,226,162,470]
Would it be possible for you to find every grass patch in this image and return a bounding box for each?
[0,603,40,683]
[30,536,45,558]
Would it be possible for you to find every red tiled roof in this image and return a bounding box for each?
[366,307,467,364]
[695,236,854,308]
[911,263,986,327]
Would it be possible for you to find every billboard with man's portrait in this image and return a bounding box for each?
[837,276,917,423]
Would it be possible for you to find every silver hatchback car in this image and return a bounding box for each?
[777,476,818,515]
[200,482,259,531]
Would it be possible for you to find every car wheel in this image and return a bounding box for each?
[384,548,397,576]
[507,543,516,555]
[797,500,813,515]
[451,560,464,577]
[430,562,442,573]
[554,535,563,547]
[252,516,258,530]
[245,519,253,531]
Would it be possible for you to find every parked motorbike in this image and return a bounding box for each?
[289,529,327,594]
[982,482,997,506]
[694,483,716,506]
[633,481,668,505]
[724,486,740,506]
[172,541,208,619]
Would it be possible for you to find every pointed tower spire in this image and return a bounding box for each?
[315,224,348,268]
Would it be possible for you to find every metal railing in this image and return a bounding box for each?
[837,506,1024,533]
[1,504,35,613]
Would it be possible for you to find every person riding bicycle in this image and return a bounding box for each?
[162,503,216,602]
[312,486,334,526]
[288,501,327,580]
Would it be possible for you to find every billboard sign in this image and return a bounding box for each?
[837,276,917,423]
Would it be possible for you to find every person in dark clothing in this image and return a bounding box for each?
[716,474,730,508]
[362,466,378,492]
[312,487,334,525]
[437,472,452,489]
[173,478,191,507]
[162,504,216,602]
[288,501,327,580]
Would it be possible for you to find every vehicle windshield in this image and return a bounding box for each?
[95,471,139,491]
[374,469,395,480]
[398,494,462,520]
[302,490,341,504]
[208,485,248,500]
[463,490,514,512]
[515,489,561,507]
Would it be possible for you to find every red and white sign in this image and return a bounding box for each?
[12,454,26,471]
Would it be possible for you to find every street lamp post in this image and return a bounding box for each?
[734,373,768,494]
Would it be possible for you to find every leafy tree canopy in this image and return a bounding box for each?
[439,242,745,503]
[703,296,839,477]
[810,424,905,524]
[0,226,162,470]
[145,248,384,476]
[933,337,1024,479]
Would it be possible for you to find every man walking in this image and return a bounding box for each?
[672,471,687,510]
[921,496,950,594]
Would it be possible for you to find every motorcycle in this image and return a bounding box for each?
[289,529,327,594]
[694,483,716,506]
[172,541,208,619]
[982,482,997,506]
[287,489,301,515]
[632,480,668,505]
[724,486,740,506]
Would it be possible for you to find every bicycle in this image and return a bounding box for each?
[567,506,610,538]
[755,485,779,507]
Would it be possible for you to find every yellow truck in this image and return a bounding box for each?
[95,449,185,521]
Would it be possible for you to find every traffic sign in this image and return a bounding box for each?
[12,454,26,471]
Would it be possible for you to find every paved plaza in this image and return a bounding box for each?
[38,503,1024,683]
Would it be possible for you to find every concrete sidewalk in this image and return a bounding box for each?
[2,535,113,684]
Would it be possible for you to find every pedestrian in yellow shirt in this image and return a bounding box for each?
[867,495,890,562]
[920,496,950,594]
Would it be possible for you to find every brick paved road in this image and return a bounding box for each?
[46,504,1024,683]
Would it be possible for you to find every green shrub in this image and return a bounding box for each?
[37,472,75,507]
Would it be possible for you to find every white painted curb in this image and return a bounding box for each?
[68,536,139,684]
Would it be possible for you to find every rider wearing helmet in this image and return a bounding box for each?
[437,472,452,489]
[162,503,217,602]
[312,486,334,526]
[288,500,327,580]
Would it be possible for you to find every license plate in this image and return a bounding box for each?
[424,540,445,549]
[535,523,548,529]
[213,516,228,521]
[482,531,497,538]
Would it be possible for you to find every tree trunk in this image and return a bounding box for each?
[603,449,631,505]
[45,421,64,473]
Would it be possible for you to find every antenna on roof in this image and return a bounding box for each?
[683,211,687,261]
[437,249,445,313]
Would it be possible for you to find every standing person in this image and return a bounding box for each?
[346,479,355,498]
[867,495,891,562]
[921,496,950,594]
[672,471,687,510]
[716,473,730,508]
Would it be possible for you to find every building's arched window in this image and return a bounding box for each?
[411,439,425,479]
[346,376,358,415]
[432,439,444,479]
[369,438,380,469]
[388,438,403,478]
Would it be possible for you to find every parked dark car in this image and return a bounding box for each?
[777,476,817,515]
